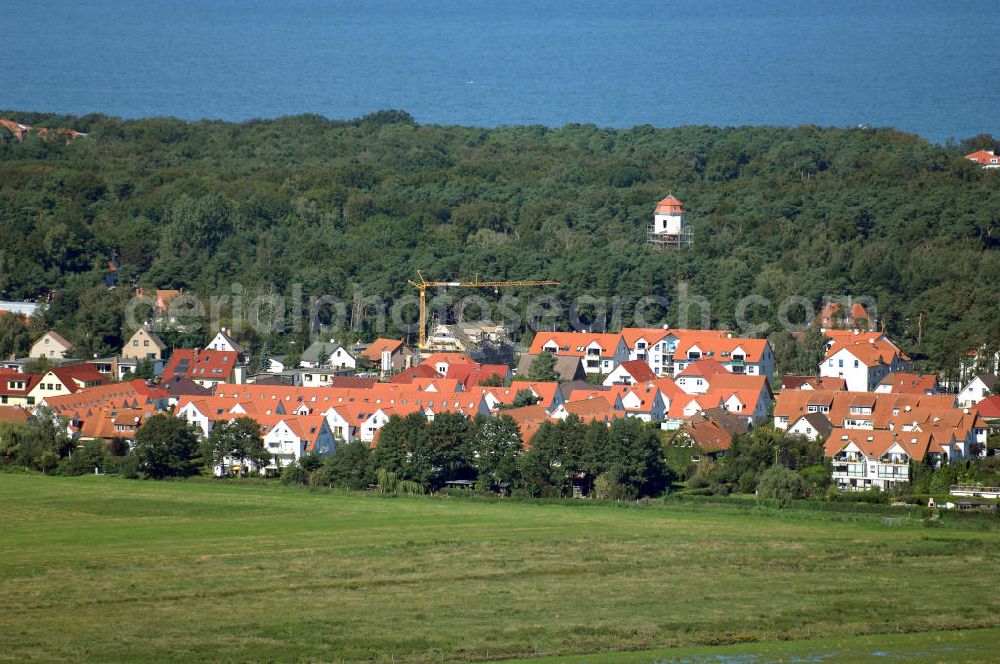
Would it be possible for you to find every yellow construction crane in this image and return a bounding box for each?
[407,271,559,349]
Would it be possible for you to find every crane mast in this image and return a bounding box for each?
[407,271,559,349]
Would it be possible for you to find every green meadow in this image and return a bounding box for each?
[1,475,998,663]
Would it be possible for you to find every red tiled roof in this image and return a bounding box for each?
[529,332,622,357]
[878,372,937,394]
[678,358,730,378]
[390,364,439,384]
[162,349,238,382]
[0,406,30,423]
[361,338,405,362]
[0,371,41,398]
[614,360,658,383]
[965,149,998,164]
[655,195,685,214]
[975,395,1000,419]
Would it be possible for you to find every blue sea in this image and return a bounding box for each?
[3,0,999,143]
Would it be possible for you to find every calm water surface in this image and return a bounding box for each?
[2,0,998,142]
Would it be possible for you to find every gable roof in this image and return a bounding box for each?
[515,354,585,383]
[825,338,904,366]
[127,327,167,351]
[300,340,352,363]
[503,404,551,447]
[683,407,749,452]
[780,375,847,391]
[619,327,670,348]
[160,376,212,397]
[44,364,106,391]
[878,372,938,394]
[678,358,730,378]
[0,406,31,423]
[791,412,834,439]
[966,149,998,164]
[824,428,935,462]
[968,373,997,390]
[162,349,239,382]
[35,330,73,350]
[390,364,440,383]
[529,332,622,357]
[421,353,474,369]
[0,371,41,398]
[674,337,769,363]
[613,360,658,383]
[361,338,407,362]
[974,395,1000,419]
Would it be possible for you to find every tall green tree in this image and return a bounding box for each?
[130,414,201,479]
[473,414,523,491]
[201,416,270,476]
[527,353,560,382]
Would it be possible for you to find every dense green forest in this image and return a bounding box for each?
[0,110,998,376]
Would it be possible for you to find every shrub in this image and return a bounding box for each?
[594,472,630,501]
[280,462,308,486]
[756,465,805,507]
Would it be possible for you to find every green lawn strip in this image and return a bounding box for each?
[1,475,998,663]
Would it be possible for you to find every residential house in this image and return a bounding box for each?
[0,370,41,407]
[780,375,848,391]
[87,356,165,381]
[28,364,106,403]
[300,340,356,371]
[206,328,243,354]
[965,149,1000,169]
[361,338,416,372]
[390,364,441,384]
[162,349,241,388]
[974,396,1000,431]
[550,397,620,426]
[602,360,658,386]
[29,331,73,359]
[875,372,939,395]
[675,359,730,395]
[421,353,475,376]
[514,353,585,382]
[670,336,774,380]
[445,363,511,389]
[958,374,997,408]
[815,301,875,331]
[135,288,183,314]
[826,429,942,492]
[678,408,750,455]
[819,338,909,391]
[607,384,666,421]
[787,412,834,441]
[626,328,729,377]
[260,415,336,473]
[122,326,168,360]
[529,332,628,375]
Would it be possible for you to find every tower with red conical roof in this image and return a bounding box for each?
[648,194,692,249]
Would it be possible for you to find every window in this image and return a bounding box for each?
[143,340,149,347]
[133,340,139,347]
[838,359,844,368]
[854,360,859,368]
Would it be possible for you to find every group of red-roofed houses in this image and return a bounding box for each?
[526,327,776,379]
[774,386,991,491]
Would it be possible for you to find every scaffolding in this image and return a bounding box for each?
[647,225,693,249]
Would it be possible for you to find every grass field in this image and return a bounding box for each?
[1,475,999,663]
